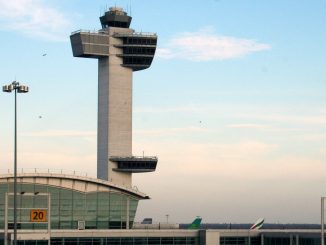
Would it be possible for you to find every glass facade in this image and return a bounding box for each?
[263,237,290,245]
[0,237,199,245]
[0,182,139,230]
[0,235,325,245]
[220,236,261,245]
[220,236,324,245]
[50,237,198,245]
[299,237,322,245]
[0,236,324,245]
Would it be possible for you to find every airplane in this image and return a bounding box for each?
[141,218,152,224]
[187,217,202,229]
[250,218,264,230]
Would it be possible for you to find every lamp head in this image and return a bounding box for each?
[2,85,13,92]
[18,85,29,93]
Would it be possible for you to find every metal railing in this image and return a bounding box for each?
[71,29,109,35]
[71,29,157,38]
[113,32,157,38]
[110,155,157,160]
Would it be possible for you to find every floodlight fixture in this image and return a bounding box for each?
[2,85,13,92]
[18,85,29,93]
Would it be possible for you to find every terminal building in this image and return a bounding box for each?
[0,6,325,245]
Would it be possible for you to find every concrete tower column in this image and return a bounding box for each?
[97,55,133,185]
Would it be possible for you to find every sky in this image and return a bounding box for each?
[0,0,326,224]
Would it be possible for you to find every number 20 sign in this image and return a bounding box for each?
[30,210,47,222]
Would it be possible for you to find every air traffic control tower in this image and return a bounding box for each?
[70,7,158,187]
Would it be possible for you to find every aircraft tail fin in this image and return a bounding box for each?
[250,218,264,230]
[187,217,202,229]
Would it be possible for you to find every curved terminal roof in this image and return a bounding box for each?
[0,172,149,199]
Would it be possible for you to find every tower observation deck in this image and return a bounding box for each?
[70,7,158,187]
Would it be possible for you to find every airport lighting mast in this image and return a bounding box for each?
[70,7,158,187]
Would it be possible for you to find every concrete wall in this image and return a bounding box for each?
[205,230,220,245]
[97,27,134,187]
[200,230,220,245]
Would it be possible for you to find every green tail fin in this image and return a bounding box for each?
[187,217,202,229]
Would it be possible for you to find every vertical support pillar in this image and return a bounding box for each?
[248,230,251,245]
[48,193,51,245]
[126,198,130,229]
[322,197,325,245]
[296,234,299,245]
[261,234,264,245]
[97,58,109,181]
[199,230,220,245]
[4,193,8,245]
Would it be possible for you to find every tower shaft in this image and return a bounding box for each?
[98,56,133,186]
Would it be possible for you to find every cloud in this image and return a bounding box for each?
[157,27,271,61]
[136,104,326,127]
[295,133,326,142]
[235,112,326,126]
[21,130,96,143]
[0,151,97,178]
[135,104,205,114]
[0,0,71,41]
[225,123,303,133]
[133,137,326,183]
[135,126,209,137]
[226,123,271,130]
[22,130,96,138]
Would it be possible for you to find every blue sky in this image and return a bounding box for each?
[0,0,326,224]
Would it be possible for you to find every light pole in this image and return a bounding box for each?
[2,81,29,245]
[322,197,326,245]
